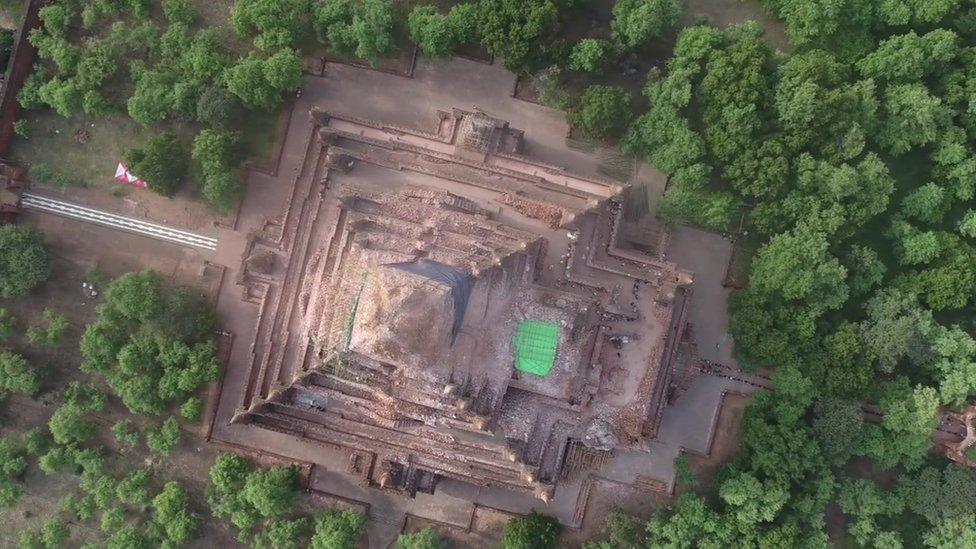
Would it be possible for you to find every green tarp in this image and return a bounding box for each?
[514,320,559,376]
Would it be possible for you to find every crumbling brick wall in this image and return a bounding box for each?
[0,0,46,157]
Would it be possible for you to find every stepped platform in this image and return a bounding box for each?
[221,107,693,504]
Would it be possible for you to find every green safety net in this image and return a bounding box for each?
[514,320,559,376]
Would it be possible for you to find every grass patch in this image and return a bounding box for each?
[10,111,200,191]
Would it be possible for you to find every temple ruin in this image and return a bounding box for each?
[228,107,693,502]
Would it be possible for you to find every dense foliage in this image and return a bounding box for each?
[80,270,219,417]
[501,511,561,549]
[619,1,976,546]
[0,226,50,298]
[124,133,188,196]
[207,453,303,542]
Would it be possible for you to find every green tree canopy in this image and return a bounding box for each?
[0,226,50,298]
[569,85,633,140]
[611,0,681,50]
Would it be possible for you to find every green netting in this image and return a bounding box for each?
[514,320,559,376]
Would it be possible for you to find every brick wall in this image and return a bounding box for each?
[0,0,46,157]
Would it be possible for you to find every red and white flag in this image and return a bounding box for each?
[114,163,147,188]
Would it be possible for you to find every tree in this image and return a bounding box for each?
[879,84,948,156]
[569,85,632,140]
[210,454,252,492]
[501,511,561,549]
[958,210,976,238]
[116,469,152,506]
[242,466,300,518]
[856,30,958,83]
[645,493,731,546]
[475,0,558,73]
[80,270,219,416]
[125,133,189,197]
[0,226,50,297]
[42,517,70,547]
[0,351,39,398]
[843,245,886,297]
[863,382,940,470]
[252,518,312,549]
[152,482,199,545]
[48,382,105,445]
[569,39,611,73]
[408,4,477,59]
[309,509,366,549]
[101,507,126,534]
[231,0,311,51]
[146,417,181,456]
[180,396,203,421]
[748,222,848,311]
[224,50,302,110]
[811,397,864,465]
[396,526,446,549]
[195,87,241,128]
[719,472,789,527]
[163,0,194,24]
[105,524,151,549]
[314,0,396,65]
[902,183,951,224]
[193,130,245,211]
[611,0,681,49]
[860,289,934,372]
[350,0,395,64]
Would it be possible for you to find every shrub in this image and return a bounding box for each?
[111,420,139,447]
[26,308,69,347]
[13,120,28,138]
[30,163,77,187]
[180,396,203,421]
[0,308,12,341]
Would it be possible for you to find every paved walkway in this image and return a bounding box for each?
[666,226,738,366]
[21,193,219,250]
